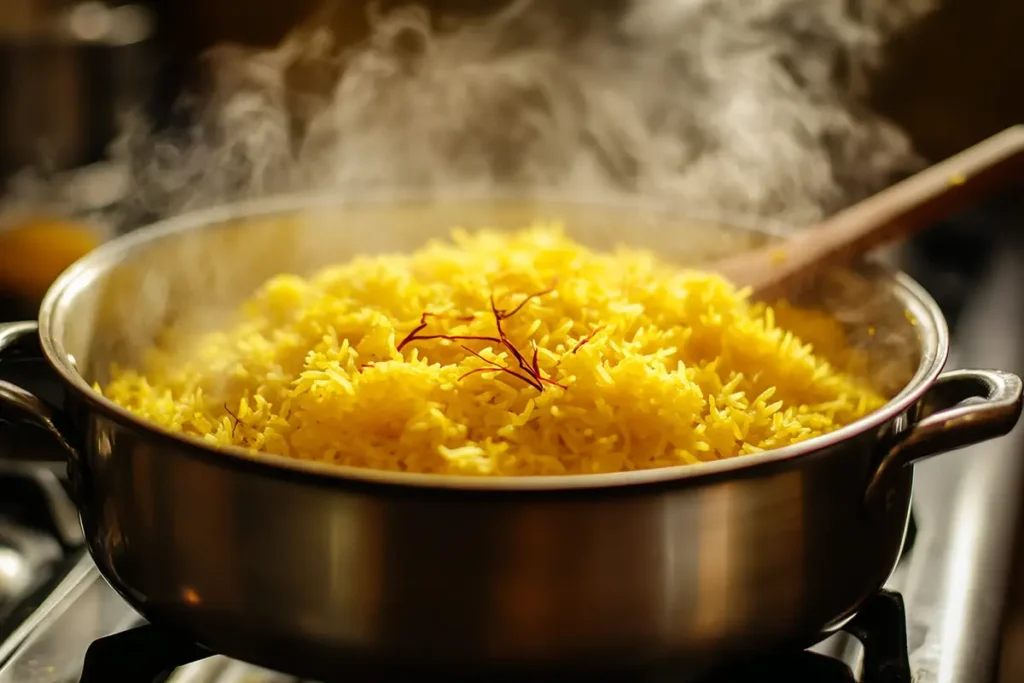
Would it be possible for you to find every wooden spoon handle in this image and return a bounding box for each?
[718,125,1024,295]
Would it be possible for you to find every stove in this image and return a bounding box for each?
[0,214,1021,682]
[52,588,919,683]
[0,464,75,626]
[0,551,914,683]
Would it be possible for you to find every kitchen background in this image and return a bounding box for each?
[0,1,1023,682]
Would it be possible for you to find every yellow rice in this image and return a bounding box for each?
[101,224,887,476]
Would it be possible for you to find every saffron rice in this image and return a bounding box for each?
[101,224,886,476]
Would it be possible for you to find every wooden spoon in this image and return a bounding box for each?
[714,125,1024,298]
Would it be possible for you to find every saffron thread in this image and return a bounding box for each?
[224,403,241,435]
[572,326,606,354]
[398,281,565,391]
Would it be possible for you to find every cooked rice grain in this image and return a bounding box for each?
[102,224,887,476]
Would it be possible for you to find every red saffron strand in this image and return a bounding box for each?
[397,283,565,392]
[494,285,565,388]
[397,312,477,351]
[527,340,566,389]
[488,286,566,390]
[572,326,606,354]
[530,340,559,388]
[458,344,503,368]
[500,279,559,320]
[396,320,429,352]
[459,344,543,390]
[223,403,241,435]
[530,339,542,376]
[397,312,545,390]
[489,293,537,379]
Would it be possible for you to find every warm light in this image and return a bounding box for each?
[0,551,21,581]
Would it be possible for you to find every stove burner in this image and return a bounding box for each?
[79,624,208,683]
[75,591,911,683]
[0,464,81,631]
[0,521,61,620]
[841,591,912,683]
[0,463,82,550]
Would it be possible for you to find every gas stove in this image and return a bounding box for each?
[0,463,79,629]
[0,217,1021,683]
[5,569,914,683]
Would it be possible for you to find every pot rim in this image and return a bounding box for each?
[37,191,949,491]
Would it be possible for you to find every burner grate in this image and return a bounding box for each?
[74,591,911,683]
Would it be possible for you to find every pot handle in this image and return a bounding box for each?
[0,320,78,461]
[865,369,1024,509]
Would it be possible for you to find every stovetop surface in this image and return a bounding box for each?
[0,551,907,683]
[75,589,910,683]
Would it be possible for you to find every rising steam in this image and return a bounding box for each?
[114,0,934,227]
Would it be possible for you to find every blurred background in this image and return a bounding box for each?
[1,0,1022,312]
[0,1,1022,681]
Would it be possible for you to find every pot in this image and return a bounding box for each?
[0,2,155,180]
[0,195,1019,680]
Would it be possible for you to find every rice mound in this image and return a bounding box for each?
[102,224,887,476]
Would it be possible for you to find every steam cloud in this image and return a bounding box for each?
[115,0,934,227]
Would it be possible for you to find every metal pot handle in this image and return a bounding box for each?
[865,369,1024,509]
[0,321,79,461]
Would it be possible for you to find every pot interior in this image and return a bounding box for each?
[46,195,925,402]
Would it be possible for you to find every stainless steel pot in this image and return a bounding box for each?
[0,2,154,179]
[0,195,1020,680]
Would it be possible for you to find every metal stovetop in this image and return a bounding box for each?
[891,239,1024,683]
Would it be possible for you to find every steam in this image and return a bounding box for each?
[114,0,934,228]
